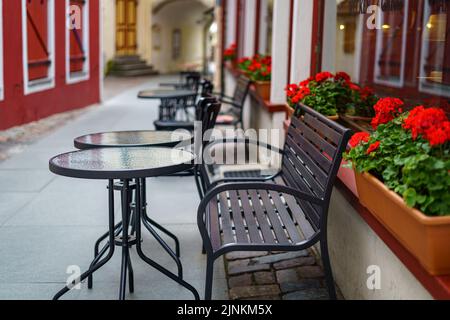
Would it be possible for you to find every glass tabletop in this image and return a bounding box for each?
[74,130,192,150]
[137,89,197,99]
[49,147,195,180]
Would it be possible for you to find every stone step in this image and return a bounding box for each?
[113,55,141,63]
[109,67,159,77]
[113,62,154,71]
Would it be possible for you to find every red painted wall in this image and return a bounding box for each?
[0,0,100,130]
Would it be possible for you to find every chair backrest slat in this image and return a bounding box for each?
[232,75,252,107]
[282,103,352,229]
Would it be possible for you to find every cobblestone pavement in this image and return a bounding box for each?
[225,250,344,300]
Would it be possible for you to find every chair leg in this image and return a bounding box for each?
[205,255,214,301]
[320,240,337,300]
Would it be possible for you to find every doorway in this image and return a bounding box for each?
[116,0,137,56]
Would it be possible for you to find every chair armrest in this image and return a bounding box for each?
[208,172,281,189]
[204,138,284,156]
[219,98,240,108]
[213,92,233,100]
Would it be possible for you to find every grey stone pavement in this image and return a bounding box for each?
[0,75,227,300]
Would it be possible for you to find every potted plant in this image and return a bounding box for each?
[223,43,237,68]
[238,55,272,101]
[344,97,450,275]
[286,72,379,122]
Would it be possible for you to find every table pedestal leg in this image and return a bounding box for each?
[135,178,200,300]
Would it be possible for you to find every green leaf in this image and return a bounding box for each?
[404,188,417,207]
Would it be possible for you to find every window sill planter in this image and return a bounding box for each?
[354,171,450,276]
[254,81,271,101]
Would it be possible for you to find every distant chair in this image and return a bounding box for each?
[215,75,252,129]
[154,80,215,131]
[159,71,202,90]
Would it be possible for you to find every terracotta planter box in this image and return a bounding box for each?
[254,81,271,101]
[355,171,450,276]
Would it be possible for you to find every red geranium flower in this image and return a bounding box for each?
[335,72,351,82]
[348,83,361,91]
[403,106,449,146]
[371,97,404,129]
[315,72,333,83]
[349,132,370,148]
[366,141,381,154]
[360,86,375,99]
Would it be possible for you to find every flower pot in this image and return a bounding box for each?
[327,115,340,121]
[355,171,450,275]
[254,81,271,101]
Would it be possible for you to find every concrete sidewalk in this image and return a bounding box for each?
[0,76,227,300]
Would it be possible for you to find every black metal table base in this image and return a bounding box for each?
[53,179,199,301]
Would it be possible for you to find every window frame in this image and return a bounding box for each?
[21,0,56,95]
[66,0,90,84]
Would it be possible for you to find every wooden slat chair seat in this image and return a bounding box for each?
[197,103,352,300]
[205,175,319,253]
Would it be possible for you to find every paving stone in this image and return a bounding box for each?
[250,251,309,265]
[276,269,299,284]
[282,288,329,300]
[273,256,316,270]
[228,259,271,276]
[226,251,268,261]
[254,272,276,285]
[228,274,253,288]
[229,285,280,300]
[280,279,324,293]
[297,266,325,279]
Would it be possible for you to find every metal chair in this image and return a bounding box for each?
[215,75,252,128]
[196,104,352,300]
[154,80,215,131]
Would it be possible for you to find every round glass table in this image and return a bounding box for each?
[74,130,192,150]
[49,147,199,300]
[137,89,196,100]
[73,131,193,285]
[138,89,198,122]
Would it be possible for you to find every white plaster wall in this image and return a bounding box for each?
[151,1,207,73]
[270,0,291,103]
[225,0,237,47]
[328,188,433,300]
[137,0,153,64]
[290,0,314,83]
[243,0,257,57]
[102,0,116,65]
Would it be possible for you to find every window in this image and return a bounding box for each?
[0,0,3,101]
[419,0,450,97]
[22,0,55,95]
[66,0,89,84]
[373,0,409,87]
[257,0,274,56]
[322,0,450,112]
